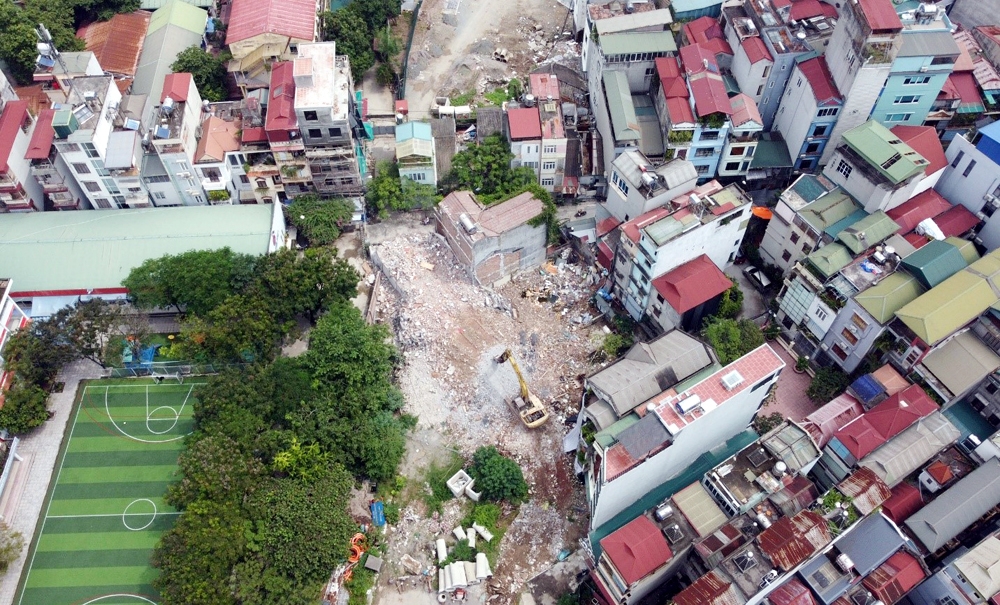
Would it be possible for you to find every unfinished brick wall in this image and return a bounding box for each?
[475,250,523,285]
[436,215,475,273]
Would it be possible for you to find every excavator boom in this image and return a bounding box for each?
[494,349,549,429]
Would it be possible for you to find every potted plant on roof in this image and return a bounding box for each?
[795,355,810,374]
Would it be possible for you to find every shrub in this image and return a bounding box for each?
[717,281,743,319]
[471,503,501,529]
[0,383,50,435]
[451,539,475,562]
[468,446,528,503]
[384,502,400,525]
[0,523,24,573]
[807,367,851,403]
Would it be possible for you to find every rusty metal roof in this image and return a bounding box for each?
[78,11,151,76]
[837,468,892,516]
[674,570,746,605]
[757,510,830,571]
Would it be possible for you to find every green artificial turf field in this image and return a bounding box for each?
[15,380,201,605]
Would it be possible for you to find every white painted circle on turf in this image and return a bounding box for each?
[81,595,157,605]
[145,406,180,435]
[103,385,192,443]
[122,499,157,531]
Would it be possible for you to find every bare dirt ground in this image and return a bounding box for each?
[403,0,579,118]
[365,216,605,604]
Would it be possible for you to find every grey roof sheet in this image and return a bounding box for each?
[899,31,961,58]
[131,23,204,119]
[618,412,670,459]
[836,514,907,576]
[587,330,714,416]
[899,571,969,605]
[905,457,1000,552]
[859,412,961,487]
[475,108,503,142]
[104,130,140,170]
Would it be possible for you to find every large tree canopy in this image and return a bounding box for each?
[171,47,229,102]
[122,248,258,315]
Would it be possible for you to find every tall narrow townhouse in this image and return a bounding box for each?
[529,73,568,194]
[295,43,363,199]
[0,100,44,212]
[868,5,959,128]
[506,106,542,178]
[773,56,843,172]
[937,121,1000,250]
[145,73,206,206]
[821,0,904,165]
[721,0,838,129]
[678,44,732,179]
[226,0,319,93]
[718,93,763,179]
[24,109,88,210]
[193,103,244,204]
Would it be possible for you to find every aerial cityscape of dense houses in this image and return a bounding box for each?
[5,0,1000,601]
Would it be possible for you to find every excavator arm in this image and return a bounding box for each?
[496,349,530,401]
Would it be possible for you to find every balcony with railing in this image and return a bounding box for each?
[49,190,77,209]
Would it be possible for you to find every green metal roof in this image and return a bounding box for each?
[901,239,970,289]
[142,0,211,9]
[836,211,901,254]
[946,236,980,265]
[895,248,1000,345]
[645,213,699,246]
[841,121,929,184]
[807,243,854,278]
[790,174,834,203]
[147,0,208,34]
[799,190,861,233]
[599,31,677,55]
[855,272,925,324]
[0,205,277,294]
[750,137,793,169]
[603,71,641,142]
[824,208,868,238]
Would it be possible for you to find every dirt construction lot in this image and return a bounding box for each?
[404,0,578,117]
[365,215,605,604]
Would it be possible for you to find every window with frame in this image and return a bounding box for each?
[83,143,99,158]
[407,172,426,181]
[851,314,868,330]
[805,142,821,154]
[329,127,342,137]
[153,192,166,200]
[700,130,720,140]
[841,328,859,345]
[814,307,828,321]
[756,85,764,96]
[308,128,322,138]
[543,145,556,154]
[790,233,800,244]
[645,67,655,76]
[612,172,629,196]
[303,110,318,121]
[952,150,965,167]
[256,178,267,188]
[762,65,771,77]
[796,77,802,87]
[781,250,792,262]
[730,146,746,156]
[229,155,240,166]
[695,165,709,174]
[240,175,250,184]
[93,198,112,208]
[541,177,554,186]
[83,181,101,192]
[812,125,829,137]
[695,148,715,157]
[964,160,977,177]
[73,163,90,174]
[144,175,170,184]
[832,343,847,361]
[885,113,912,122]
[837,160,852,178]
[725,161,740,171]
[543,161,556,170]
[817,108,839,117]
[903,76,931,85]
[59,142,81,152]
[893,95,921,104]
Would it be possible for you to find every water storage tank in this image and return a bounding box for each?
[522,94,536,107]
[836,553,855,572]
[655,504,674,521]
[161,97,175,115]
[459,213,477,233]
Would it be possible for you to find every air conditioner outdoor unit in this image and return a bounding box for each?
[986,194,998,204]
[178,172,191,178]
[977,212,988,221]
[919,66,928,72]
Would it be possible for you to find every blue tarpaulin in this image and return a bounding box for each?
[849,374,885,407]
[370,500,385,527]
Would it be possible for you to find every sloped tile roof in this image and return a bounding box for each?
[933,204,980,237]
[768,579,819,605]
[886,189,950,233]
[652,254,733,314]
[24,108,56,161]
[742,37,772,64]
[798,57,842,105]
[599,515,672,584]
[226,0,316,44]
[862,551,926,604]
[890,125,947,175]
[264,62,296,133]
[832,384,938,460]
[730,94,762,128]
[857,0,903,31]
[758,510,830,571]
[674,570,745,605]
[78,11,151,76]
[194,115,241,163]
[689,71,732,117]
[0,101,29,173]
[881,482,923,524]
[837,467,892,515]
[161,72,192,103]
[507,107,542,140]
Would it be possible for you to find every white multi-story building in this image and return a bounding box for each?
[604,150,698,223]
[146,72,205,206]
[529,73,568,193]
[0,100,45,212]
[507,107,542,178]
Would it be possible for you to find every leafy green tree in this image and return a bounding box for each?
[717,281,743,319]
[1,324,75,389]
[0,523,23,573]
[468,446,528,503]
[441,135,538,199]
[401,178,440,210]
[0,383,50,435]
[320,9,375,80]
[68,0,141,24]
[252,248,358,324]
[807,367,852,403]
[375,61,396,88]
[366,161,402,218]
[701,317,764,365]
[152,499,247,605]
[166,433,266,509]
[171,47,229,102]
[374,25,400,62]
[286,196,356,245]
[178,294,285,363]
[233,469,356,603]
[352,0,400,32]
[753,411,784,435]
[273,436,331,482]
[0,0,85,84]
[122,248,257,315]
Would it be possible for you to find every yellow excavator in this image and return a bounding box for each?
[495,349,550,429]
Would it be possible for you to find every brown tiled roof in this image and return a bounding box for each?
[12,85,52,116]
[194,115,241,163]
[78,11,152,76]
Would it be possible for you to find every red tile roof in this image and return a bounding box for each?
[597,241,614,270]
[768,579,819,605]
[657,57,691,100]
[667,97,697,125]
[886,189,951,233]
[656,56,681,79]
[689,71,733,117]
[891,125,947,175]
[789,0,826,21]
[798,57,842,106]
[161,72,193,103]
[507,107,542,140]
[0,100,29,173]
[938,75,962,101]
[597,217,622,237]
[674,570,744,605]
[265,62,297,133]
[652,254,733,314]
[904,232,930,250]
[933,204,981,237]
[821,2,838,17]
[862,551,926,604]
[599,516,673,584]
[742,37,772,64]
[683,16,724,44]
[242,126,268,143]
[925,460,954,486]
[730,94,762,128]
[857,0,903,31]
[77,11,151,76]
[194,115,241,163]
[681,43,720,75]
[832,384,938,460]
[226,0,316,44]
[758,510,831,571]
[837,468,892,515]
[13,84,52,117]
[24,108,56,161]
[701,38,734,57]
[881,482,923,524]
[951,72,985,109]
